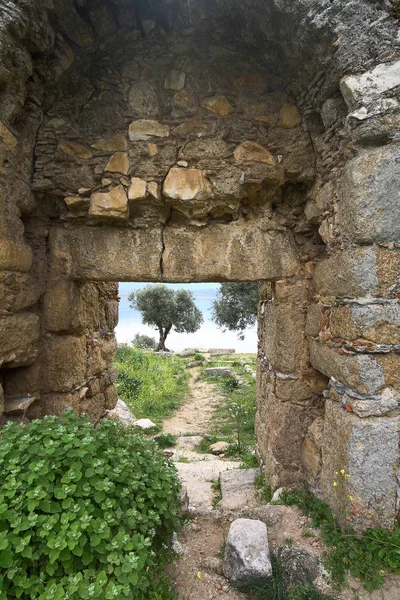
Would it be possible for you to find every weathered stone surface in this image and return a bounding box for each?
[201,95,234,116]
[91,134,128,151]
[89,186,128,220]
[3,395,37,415]
[129,119,169,141]
[276,547,321,588]
[172,119,209,136]
[314,247,400,299]
[105,152,129,175]
[278,104,301,128]
[340,61,400,107]
[147,181,161,200]
[0,314,40,367]
[220,468,259,510]
[223,518,272,588]
[128,177,147,201]
[134,418,156,430]
[163,168,212,203]
[42,336,86,393]
[210,441,230,455]
[128,81,159,117]
[49,225,162,281]
[339,145,400,243]
[301,437,321,479]
[64,196,89,212]
[330,303,400,345]
[0,240,32,272]
[321,400,399,531]
[205,366,232,377]
[0,121,17,147]
[59,141,92,159]
[162,225,299,282]
[164,69,186,91]
[233,142,275,165]
[176,435,204,449]
[105,398,135,425]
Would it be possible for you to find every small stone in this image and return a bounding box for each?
[172,119,209,136]
[223,518,272,588]
[105,152,129,175]
[101,178,112,186]
[142,19,156,35]
[58,141,92,159]
[163,168,212,202]
[233,142,275,165]
[271,487,284,503]
[134,418,157,430]
[89,185,129,220]
[177,160,188,167]
[129,119,170,141]
[147,181,161,200]
[278,104,301,128]
[78,188,91,195]
[64,196,88,211]
[0,121,17,147]
[165,69,186,91]
[205,367,232,377]
[148,143,158,156]
[173,89,196,110]
[128,177,147,201]
[91,134,128,151]
[105,399,135,425]
[3,395,37,415]
[201,96,234,116]
[210,441,230,455]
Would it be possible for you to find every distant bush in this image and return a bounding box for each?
[132,333,157,350]
[115,346,189,421]
[0,411,181,599]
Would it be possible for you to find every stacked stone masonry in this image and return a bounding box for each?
[0,0,399,531]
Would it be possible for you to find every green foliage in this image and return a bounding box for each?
[192,352,205,362]
[115,346,189,422]
[280,488,400,591]
[0,411,181,599]
[254,473,273,503]
[201,355,257,462]
[132,333,156,350]
[211,282,258,339]
[155,434,177,449]
[129,285,203,350]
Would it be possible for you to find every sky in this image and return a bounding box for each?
[115,282,258,353]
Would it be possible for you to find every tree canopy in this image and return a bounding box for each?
[129,284,203,351]
[211,282,258,339]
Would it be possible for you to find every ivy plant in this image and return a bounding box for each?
[0,411,181,599]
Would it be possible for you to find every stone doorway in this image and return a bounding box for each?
[0,0,399,531]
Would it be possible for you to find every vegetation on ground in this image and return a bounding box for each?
[115,346,189,423]
[254,473,273,503]
[132,333,157,350]
[280,487,400,592]
[129,284,203,351]
[199,354,258,466]
[248,557,332,600]
[0,411,181,599]
[211,282,259,339]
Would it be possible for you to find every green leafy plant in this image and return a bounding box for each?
[0,411,181,599]
[115,346,189,422]
[155,433,177,448]
[223,377,240,391]
[254,473,273,503]
[280,488,400,591]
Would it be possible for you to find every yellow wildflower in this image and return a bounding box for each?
[349,495,354,502]
[340,469,345,475]
[333,482,338,487]
[197,572,201,579]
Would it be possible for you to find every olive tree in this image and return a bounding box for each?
[211,282,258,339]
[129,284,203,351]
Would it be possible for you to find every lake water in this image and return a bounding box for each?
[115,282,258,353]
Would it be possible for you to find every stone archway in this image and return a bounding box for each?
[0,0,399,532]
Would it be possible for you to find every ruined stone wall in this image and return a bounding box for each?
[0,0,399,530]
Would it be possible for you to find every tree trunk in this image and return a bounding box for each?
[157,325,172,351]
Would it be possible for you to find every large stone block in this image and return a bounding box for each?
[338,145,400,243]
[89,186,129,220]
[330,303,400,345]
[0,239,32,272]
[0,313,40,367]
[163,168,212,203]
[314,247,400,299]
[49,225,163,281]
[43,281,103,333]
[321,400,399,531]
[340,61,400,108]
[162,225,299,282]
[42,336,86,393]
[310,340,400,395]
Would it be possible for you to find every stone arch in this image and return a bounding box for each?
[0,0,399,531]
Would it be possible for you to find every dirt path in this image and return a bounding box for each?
[162,367,222,436]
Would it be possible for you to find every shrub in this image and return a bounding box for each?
[132,333,157,350]
[115,346,189,421]
[0,411,181,599]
